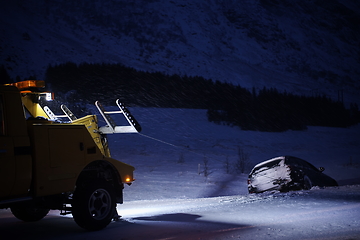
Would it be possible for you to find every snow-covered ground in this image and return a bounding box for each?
[1,185,360,239]
[104,107,360,201]
[1,107,359,239]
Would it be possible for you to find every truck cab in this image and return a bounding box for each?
[0,80,141,230]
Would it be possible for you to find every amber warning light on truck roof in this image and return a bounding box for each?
[5,80,54,101]
[7,80,45,90]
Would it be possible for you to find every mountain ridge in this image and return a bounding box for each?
[1,0,359,104]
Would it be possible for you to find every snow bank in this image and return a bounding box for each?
[98,107,360,201]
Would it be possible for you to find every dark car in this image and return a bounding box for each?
[247,156,338,193]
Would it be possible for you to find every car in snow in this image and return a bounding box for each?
[247,156,338,193]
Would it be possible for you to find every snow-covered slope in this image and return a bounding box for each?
[94,106,360,201]
[1,0,360,103]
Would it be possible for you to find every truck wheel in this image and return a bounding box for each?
[10,207,50,222]
[72,181,116,231]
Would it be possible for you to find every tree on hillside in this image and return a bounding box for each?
[0,65,12,84]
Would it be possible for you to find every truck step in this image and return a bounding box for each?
[60,206,73,215]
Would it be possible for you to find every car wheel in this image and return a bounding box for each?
[72,180,116,231]
[303,175,312,190]
[10,206,50,222]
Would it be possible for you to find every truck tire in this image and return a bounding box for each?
[10,207,50,222]
[72,181,116,231]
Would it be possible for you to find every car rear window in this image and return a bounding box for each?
[251,159,282,173]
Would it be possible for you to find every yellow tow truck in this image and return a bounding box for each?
[0,80,141,230]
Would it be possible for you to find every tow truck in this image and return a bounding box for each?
[0,80,141,230]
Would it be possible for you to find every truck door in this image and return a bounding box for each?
[0,92,32,199]
[0,95,16,199]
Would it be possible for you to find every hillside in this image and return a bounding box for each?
[1,0,360,104]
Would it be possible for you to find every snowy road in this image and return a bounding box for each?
[1,186,360,240]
